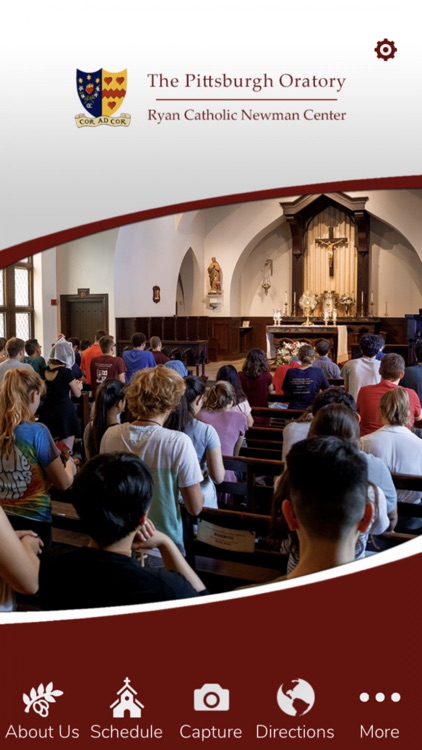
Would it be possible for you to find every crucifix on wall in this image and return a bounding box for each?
[315,227,348,277]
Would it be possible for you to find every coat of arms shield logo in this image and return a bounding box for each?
[75,68,130,127]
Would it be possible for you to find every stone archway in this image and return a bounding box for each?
[176,246,201,315]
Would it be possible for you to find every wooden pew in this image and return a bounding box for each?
[216,455,283,514]
[71,390,91,433]
[241,433,283,460]
[369,531,417,551]
[370,472,422,549]
[186,506,287,588]
[50,464,422,553]
[50,455,284,544]
[192,464,421,584]
[251,406,305,425]
[391,473,422,519]
[50,487,87,546]
[242,407,304,459]
[240,444,283,461]
[268,393,289,404]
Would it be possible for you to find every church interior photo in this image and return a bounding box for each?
[2,187,422,607]
[13,187,421,364]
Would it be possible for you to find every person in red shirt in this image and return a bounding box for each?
[357,352,422,436]
[90,335,126,397]
[273,360,301,394]
[150,336,170,365]
[81,329,108,386]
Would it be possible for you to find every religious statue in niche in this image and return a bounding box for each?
[208,257,221,292]
[315,228,348,277]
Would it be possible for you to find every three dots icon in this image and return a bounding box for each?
[360,692,401,703]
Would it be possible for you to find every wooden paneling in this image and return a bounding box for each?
[175,316,188,340]
[378,317,407,345]
[197,316,209,339]
[162,318,174,340]
[149,318,165,339]
[116,315,409,363]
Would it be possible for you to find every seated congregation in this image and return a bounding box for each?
[0,330,421,612]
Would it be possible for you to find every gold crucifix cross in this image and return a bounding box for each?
[315,228,348,277]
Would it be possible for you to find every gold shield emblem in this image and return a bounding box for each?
[101,69,128,116]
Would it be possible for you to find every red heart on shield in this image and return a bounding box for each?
[104,77,112,84]
[108,102,116,110]
[116,77,125,85]
[85,84,94,94]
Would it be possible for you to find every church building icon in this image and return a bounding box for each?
[110,678,145,718]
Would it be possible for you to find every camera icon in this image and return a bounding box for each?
[193,684,230,711]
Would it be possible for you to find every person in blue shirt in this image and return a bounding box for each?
[123,333,156,384]
[282,344,330,410]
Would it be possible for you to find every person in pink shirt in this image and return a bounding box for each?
[357,353,422,437]
[197,381,247,505]
[197,382,247,465]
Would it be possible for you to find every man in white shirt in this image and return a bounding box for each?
[341,334,382,401]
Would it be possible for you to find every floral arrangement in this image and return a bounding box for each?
[339,293,355,306]
[275,340,310,366]
[299,291,320,312]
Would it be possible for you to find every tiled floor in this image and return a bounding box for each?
[203,357,245,382]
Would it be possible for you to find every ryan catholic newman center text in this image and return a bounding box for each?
[148,108,347,123]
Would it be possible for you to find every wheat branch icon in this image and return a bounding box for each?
[22,682,63,717]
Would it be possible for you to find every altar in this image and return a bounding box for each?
[266,325,348,364]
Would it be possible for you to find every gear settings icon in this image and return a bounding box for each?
[374,39,397,61]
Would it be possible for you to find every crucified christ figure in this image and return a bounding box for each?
[315,230,348,277]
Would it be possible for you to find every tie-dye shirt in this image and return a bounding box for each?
[0,421,60,523]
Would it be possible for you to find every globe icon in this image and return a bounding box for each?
[276,679,315,716]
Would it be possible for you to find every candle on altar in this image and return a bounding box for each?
[361,291,364,305]
[293,292,296,304]
[371,290,374,303]
[285,290,287,303]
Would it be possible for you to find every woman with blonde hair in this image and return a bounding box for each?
[0,368,77,546]
[361,387,422,505]
[100,365,203,552]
